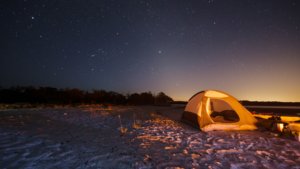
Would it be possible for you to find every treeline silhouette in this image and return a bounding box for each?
[0,86,173,105]
[241,100,300,107]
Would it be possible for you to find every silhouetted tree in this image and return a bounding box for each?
[0,86,174,106]
[155,92,173,105]
[127,93,141,105]
[140,92,155,105]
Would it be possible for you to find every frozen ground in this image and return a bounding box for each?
[0,106,300,169]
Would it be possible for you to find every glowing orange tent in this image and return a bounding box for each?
[182,90,257,131]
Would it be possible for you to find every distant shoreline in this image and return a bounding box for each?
[172,101,300,107]
[245,106,300,117]
[245,105,300,109]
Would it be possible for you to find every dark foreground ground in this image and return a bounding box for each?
[0,106,300,168]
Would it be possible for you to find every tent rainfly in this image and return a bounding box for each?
[182,90,257,131]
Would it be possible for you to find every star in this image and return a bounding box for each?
[1,0,299,102]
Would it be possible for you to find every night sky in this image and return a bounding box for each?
[1,0,300,102]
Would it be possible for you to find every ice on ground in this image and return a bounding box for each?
[0,106,300,168]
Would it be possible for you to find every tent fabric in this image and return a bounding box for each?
[182,90,257,131]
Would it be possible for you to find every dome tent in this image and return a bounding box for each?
[182,90,257,131]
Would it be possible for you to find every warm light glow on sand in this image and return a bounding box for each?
[277,123,284,132]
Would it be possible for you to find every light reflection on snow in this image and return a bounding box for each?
[133,113,300,168]
[0,106,299,168]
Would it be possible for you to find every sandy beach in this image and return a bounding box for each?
[1,106,300,168]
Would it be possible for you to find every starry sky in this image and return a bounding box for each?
[1,0,300,102]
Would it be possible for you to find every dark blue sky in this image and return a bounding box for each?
[1,0,300,101]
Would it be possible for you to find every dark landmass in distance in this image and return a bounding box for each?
[0,86,172,106]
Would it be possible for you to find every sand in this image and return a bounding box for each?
[1,106,300,168]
